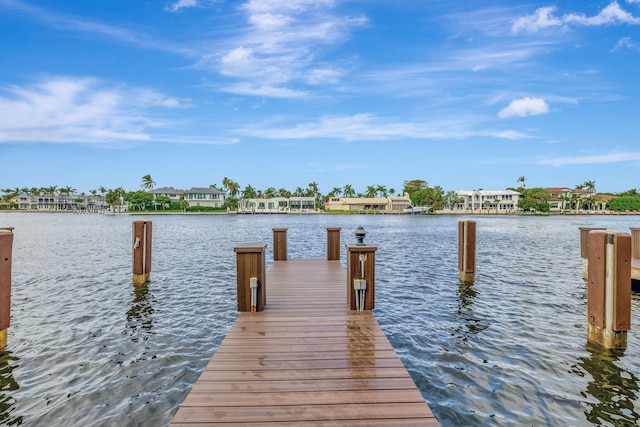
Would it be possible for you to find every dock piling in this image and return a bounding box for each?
[0,228,14,349]
[346,227,377,311]
[272,228,287,261]
[629,227,640,260]
[327,227,341,260]
[132,221,152,285]
[234,244,267,312]
[458,220,476,284]
[579,227,606,280]
[587,230,631,349]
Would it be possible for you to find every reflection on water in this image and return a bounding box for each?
[455,281,489,338]
[126,283,155,337]
[0,212,638,426]
[0,351,21,426]
[576,343,640,425]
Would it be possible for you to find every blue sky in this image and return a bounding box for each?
[1,0,639,195]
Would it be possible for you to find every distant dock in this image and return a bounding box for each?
[170,259,438,426]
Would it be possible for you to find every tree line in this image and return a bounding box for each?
[3,175,640,212]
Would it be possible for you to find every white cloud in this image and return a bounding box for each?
[214,0,367,97]
[512,2,640,34]
[0,77,211,145]
[498,97,549,118]
[538,151,640,166]
[236,113,532,141]
[613,36,640,51]
[166,0,198,12]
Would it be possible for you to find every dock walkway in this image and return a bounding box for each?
[171,259,437,426]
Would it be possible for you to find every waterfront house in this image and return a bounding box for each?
[237,197,316,213]
[455,190,522,213]
[17,193,105,211]
[326,194,412,213]
[544,187,594,211]
[148,187,226,208]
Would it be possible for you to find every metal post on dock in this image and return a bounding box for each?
[458,220,476,284]
[272,228,287,261]
[346,226,377,311]
[579,227,606,280]
[0,228,14,349]
[327,227,341,260]
[132,221,152,285]
[587,230,631,349]
[234,244,266,312]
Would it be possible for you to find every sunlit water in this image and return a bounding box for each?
[0,212,639,426]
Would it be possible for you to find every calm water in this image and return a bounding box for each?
[0,212,639,426]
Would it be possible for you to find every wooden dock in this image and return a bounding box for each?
[171,259,438,426]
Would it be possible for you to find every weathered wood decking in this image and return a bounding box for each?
[171,259,437,426]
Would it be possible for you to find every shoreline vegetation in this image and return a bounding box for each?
[3,176,640,215]
[2,209,639,216]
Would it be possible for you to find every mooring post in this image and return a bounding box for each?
[234,244,267,312]
[587,230,631,349]
[458,220,476,284]
[630,227,640,260]
[327,227,341,261]
[0,228,14,349]
[579,227,606,280]
[346,226,377,311]
[272,228,287,261]
[132,221,152,285]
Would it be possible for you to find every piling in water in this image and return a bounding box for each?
[272,228,287,261]
[579,227,606,281]
[234,244,266,312]
[132,221,152,285]
[0,228,14,349]
[630,227,640,260]
[587,230,631,349]
[327,227,341,261]
[458,220,476,284]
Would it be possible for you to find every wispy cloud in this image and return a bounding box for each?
[498,97,549,118]
[208,0,367,97]
[613,36,640,51]
[0,0,193,55]
[0,76,228,145]
[512,2,640,34]
[538,151,640,166]
[236,113,532,141]
[166,0,198,12]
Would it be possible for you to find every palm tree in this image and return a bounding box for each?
[389,188,396,196]
[331,187,342,197]
[582,180,596,194]
[141,174,155,191]
[365,185,377,198]
[517,176,526,189]
[493,198,501,214]
[376,185,388,198]
[343,184,355,198]
[278,188,291,198]
[241,185,257,199]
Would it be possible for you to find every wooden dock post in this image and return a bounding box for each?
[580,227,606,280]
[346,227,377,311]
[132,221,152,285]
[234,244,266,312]
[630,227,640,259]
[272,228,287,261]
[587,230,631,349]
[458,220,476,284]
[327,227,341,260]
[0,228,14,349]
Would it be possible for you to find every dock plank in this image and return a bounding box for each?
[170,259,437,425]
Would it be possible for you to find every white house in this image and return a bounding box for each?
[237,197,316,213]
[148,187,226,208]
[456,190,522,213]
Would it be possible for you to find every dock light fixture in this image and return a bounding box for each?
[355,226,367,246]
